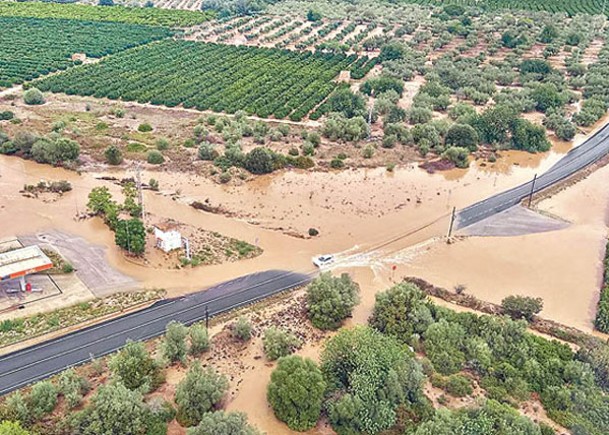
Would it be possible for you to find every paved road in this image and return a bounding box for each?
[456,122,609,229]
[0,270,311,395]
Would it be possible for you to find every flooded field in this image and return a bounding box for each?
[0,103,607,325]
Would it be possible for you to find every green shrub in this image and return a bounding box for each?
[162,321,188,363]
[188,324,210,356]
[595,241,609,333]
[23,88,45,105]
[104,145,123,165]
[442,146,470,168]
[263,327,301,360]
[306,273,360,330]
[138,123,153,132]
[0,111,14,121]
[59,368,89,409]
[147,150,164,164]
[108,340,161,391]
[218,172,231,184]
[29,381,58,419]
[198,142,218,161]
[267,356,325,431]
[330,158,345,169]
[446,374,473,397]
[233,317,252,341]
[362,144,375,159]
[501,295,543,321]
[156,138,170,150]
[175,362,229,427]
[187,411,258,435]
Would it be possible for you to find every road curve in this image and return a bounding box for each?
[456,122,609,229]
[0,269,311,396]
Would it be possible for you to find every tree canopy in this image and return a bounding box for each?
[267,356,326,431]
[306,272,360,330]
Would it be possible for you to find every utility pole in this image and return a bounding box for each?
[447,206,456,238]
[126,219,131,254]
[367,90,374,140]
[205,305,209,330]
[527,174,537,208]
[135,163,145,224]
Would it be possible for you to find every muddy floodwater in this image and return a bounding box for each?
[2,127,609,434]
[0,141,579,289]
[0,126,606,315]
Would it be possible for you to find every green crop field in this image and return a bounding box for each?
[0,1,214,27]
[0,17,173,88]
[404,0,608,16]
[32,40,358,121]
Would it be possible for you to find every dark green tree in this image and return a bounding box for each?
[445,123,479,151]
[327,88,366,118]
[115,218,146,255]
[501,295,544,321]
[104,145,123,165]
[322,326,425,435]
[510,118,551,152]
[187,411,259,435]
[108,340,161,391]
[244,147,275,174]
[306,272,360,330]
[176,362,229,427]
[369,282,434,344]
[267,356,326,431]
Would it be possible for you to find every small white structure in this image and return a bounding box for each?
[153,223,182,253]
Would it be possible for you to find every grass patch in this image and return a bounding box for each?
[0,290,164,348]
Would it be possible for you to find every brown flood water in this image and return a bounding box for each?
[1,123,608,434]
[0,115,603,298]
[0,142,568,294]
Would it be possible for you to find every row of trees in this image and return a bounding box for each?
[0,1,214,27]
[87,185,146,255]
[0,16,173,88]
[33,40,357,122]
[0,129,80,166]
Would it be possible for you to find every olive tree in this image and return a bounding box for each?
[108,340,161,391]
[161,321,188,364]
[306,272,360,330]
[267,356,325,431]
[187,411,259,435]
[262,327,301,361]
[175,362,229,427]
[23,88,45,105]
[70,382,153,435]
[501,295,543,321]
[321,326,425,435]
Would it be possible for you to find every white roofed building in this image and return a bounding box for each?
[153,223,182,253]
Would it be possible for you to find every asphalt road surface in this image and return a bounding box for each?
[456,122,609,229]
[0,269,311,395]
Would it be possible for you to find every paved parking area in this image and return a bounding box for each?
[19,231,138,297]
